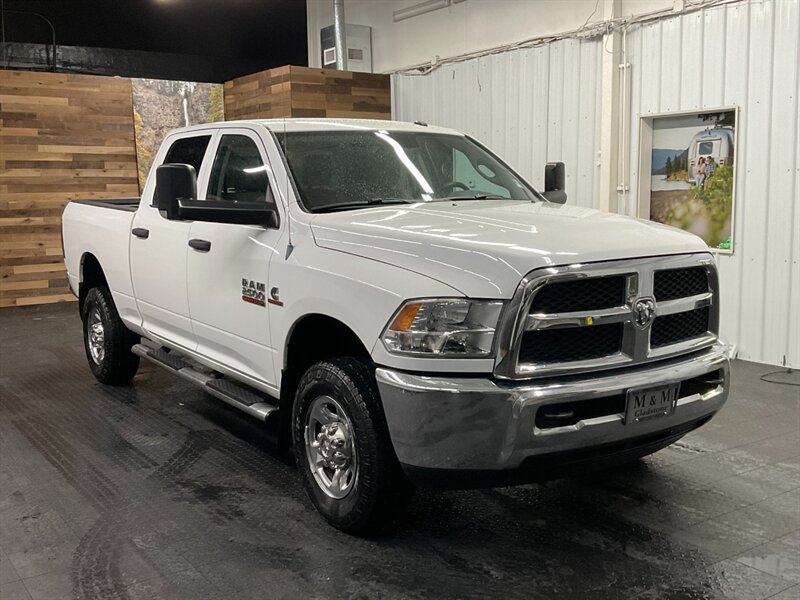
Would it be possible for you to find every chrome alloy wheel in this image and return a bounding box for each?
[304,395,358,499]
[87,309,105,365]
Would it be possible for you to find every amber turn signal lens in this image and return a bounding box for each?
[389,303,421,331]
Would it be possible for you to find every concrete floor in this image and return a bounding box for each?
[0,303,798,600]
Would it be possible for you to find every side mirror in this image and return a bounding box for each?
[154,163,196,219]
[178,199,280,228]
[543,161,567,204]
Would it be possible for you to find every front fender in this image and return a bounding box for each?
[268,242,464,384]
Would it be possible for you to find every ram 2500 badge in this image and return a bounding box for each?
[62,119,730,534]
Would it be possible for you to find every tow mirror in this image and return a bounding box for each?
[154,162,279,227]
[543,161,567,204]
[154,163,196,219]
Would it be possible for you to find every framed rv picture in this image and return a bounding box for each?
[637,107,738,253]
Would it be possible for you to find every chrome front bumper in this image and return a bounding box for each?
[376,343,730,476]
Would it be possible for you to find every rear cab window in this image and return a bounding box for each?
[163,135,212,172]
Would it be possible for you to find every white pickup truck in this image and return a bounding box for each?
[62,118,730,534]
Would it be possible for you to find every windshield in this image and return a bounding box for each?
[278,130,540,212]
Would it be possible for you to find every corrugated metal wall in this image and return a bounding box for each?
[392,38,604,209]
[392,0,800,367]
[624,0,800,367]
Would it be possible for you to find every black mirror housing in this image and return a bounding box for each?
[543,161,567,204]
[154,163,197,219]
[155,163,278,227]
[178,199,279,228]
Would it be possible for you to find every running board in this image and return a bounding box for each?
[132,343,278,422]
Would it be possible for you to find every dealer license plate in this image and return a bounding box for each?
[625,383,680,424]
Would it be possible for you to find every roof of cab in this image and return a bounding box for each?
[168,118,461,136]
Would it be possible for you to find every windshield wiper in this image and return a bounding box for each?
[435,194,510,201]
[314,198,418,213]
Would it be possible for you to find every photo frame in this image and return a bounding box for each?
[637,106,738,254]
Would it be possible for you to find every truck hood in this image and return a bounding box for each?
[310,200,708,298]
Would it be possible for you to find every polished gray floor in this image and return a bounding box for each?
[1,303,798,600]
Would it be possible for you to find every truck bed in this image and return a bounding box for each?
[62,198,142,326]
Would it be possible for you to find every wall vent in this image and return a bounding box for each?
[320,24,373,73]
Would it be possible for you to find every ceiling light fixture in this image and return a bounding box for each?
[393,0,451,23]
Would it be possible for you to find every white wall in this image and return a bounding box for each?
[307,0,674,73]
[392,37,604,209]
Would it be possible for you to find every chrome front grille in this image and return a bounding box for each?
[494,254,719,379]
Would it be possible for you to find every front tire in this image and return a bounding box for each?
[293,358,413,535]
[82,286,140,385]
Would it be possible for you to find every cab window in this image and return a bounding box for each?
[207,135,269,203]
[163,135,211,172]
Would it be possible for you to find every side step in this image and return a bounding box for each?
[132,343,279,422]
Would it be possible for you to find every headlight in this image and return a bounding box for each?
[382,299,504,356]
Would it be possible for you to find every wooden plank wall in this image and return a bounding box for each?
[224,65,390,120]
[223,66,292,120]
[0,70,139,308]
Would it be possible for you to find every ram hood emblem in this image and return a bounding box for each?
[634,298,656,328]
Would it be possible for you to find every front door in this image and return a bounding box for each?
[186,129,284,389]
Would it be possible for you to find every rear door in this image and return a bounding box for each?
[186,128,284,389]
[130,131,215,350]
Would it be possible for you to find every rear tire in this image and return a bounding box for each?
[82,286,140,385]
[293,357,413,535]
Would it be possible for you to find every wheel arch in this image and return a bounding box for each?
[78,252,108,313]
[278,313,373,446]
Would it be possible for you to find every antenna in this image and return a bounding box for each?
[283,117,294,259]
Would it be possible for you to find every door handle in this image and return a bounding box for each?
[131,227,149,239]
[188,239,211,252]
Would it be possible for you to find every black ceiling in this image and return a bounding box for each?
[2,0,308,79]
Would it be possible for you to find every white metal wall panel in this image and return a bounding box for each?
[767,0,800,367]
[392,0,799,367]
[392,37,603,208]
[625,0,800,367]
